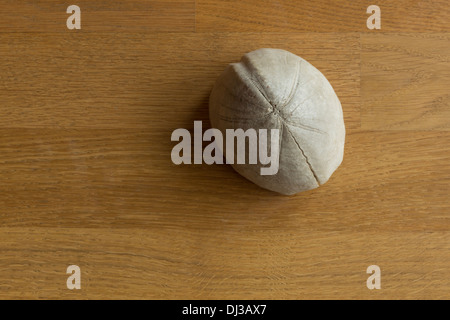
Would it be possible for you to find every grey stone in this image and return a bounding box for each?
[209,48,345,195]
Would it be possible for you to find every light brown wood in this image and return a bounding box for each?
[0,227,448,299]
[362,33,450,130]
[0,32,360,129]
[0,129,449,230]
[0,1,449,300]
[0,0,195,32]
[197,0,450,32]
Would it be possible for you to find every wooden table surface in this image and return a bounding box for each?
[0,0,449,299]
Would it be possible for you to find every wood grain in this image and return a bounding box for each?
[0,1,449,300]
[0,227,448,299]
[1,129,449,231]
[361,33,450,130]
[0,0,195,32]
[197,0,450,32]
[0,32,360,129]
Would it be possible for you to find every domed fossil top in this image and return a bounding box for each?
[209,48,345,195]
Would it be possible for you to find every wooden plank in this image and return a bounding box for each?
[0,0,195,32]
[0,129,448,233]
[0,227,448,299]
[361,33,450,130]
[0,32,360,129]
[1,0,449,300]
[196,0,450,32]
